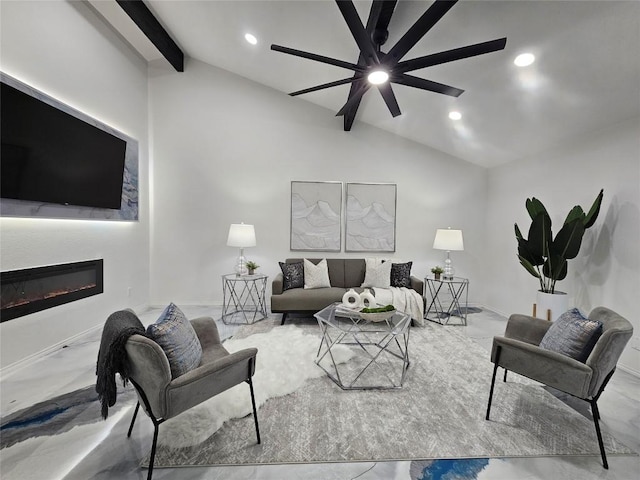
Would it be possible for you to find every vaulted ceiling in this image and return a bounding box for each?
[92,0,640,168]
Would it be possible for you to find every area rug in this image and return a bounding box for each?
[148,318,635,467]
[154,323,353,448]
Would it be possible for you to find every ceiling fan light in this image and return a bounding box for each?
[514,53,535,67]
[244,33,258,45]
[367,70,389,85]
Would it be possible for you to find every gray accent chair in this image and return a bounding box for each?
[125,316,260,480]
[485,307,633,469]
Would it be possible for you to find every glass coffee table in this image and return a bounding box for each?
[314,302,411,390]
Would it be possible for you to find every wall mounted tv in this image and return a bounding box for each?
[1,80,127,210]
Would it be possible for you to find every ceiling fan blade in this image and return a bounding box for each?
[289,77,359,96]
[378,83,402,117]
[336,82,371,116]
[395,73,464,97]
[397,38,507,73]
[343,79,366,130]
[387,0,458,64]
[271,44,364,72]
[335,0,379,65]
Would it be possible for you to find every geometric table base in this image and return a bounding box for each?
[314,303,411,390]
[221,273,268,325]
[424,276,469,326]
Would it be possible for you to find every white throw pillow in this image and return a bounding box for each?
[365,257,384,265]
[304,258,331,289]
[361,258,392,288]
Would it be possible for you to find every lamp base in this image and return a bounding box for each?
[443,252,455,280]
[234,251,248,276]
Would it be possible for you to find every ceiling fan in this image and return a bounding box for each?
[271,0,507,131]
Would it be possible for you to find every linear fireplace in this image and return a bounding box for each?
[1,259,103,322]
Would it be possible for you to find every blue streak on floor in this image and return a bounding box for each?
[1,406,69,430]
[0,385,125,449]
[418,458,490,480]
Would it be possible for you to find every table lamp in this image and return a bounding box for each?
[433,228,464,280]
[227,223,256,276]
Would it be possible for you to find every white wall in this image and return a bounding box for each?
[6,2,634,374]
[0,0,150,367]
[485,117,640,373]
[149,59,488,305]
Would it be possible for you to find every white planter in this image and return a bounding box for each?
[535,291,568,321]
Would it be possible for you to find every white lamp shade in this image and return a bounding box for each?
[433,228,464,251]
[227,223,256,247]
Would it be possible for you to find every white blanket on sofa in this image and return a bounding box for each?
[371,287,425,326]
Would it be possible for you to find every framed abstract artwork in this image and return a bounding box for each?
[345,182,396,252]
[290,181,342,251]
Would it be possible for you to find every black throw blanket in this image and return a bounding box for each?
[95,309,145,420]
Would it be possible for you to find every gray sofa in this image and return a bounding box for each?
[271,258,424,325]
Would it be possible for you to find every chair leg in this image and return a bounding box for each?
[486,346,501,420]
[280,312,288,326]
[248,378,261,444]
[590,399,608,469]
[486,362,499,420]
[503,369,508,382]
[147,421,159,480]
[127,402,140,438]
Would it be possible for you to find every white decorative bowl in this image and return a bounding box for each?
[359,309,396,322]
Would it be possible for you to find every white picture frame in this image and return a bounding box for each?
[290,181,342,251]
[345,182,396,252]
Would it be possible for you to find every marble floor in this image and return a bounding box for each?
[0,306,638,480]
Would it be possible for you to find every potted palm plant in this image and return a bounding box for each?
[515,189,603,320]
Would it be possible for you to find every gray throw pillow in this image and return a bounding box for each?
[391,262,412,288]
[539,308,603,362]
[146,303,203,378]
[279,261,304,290]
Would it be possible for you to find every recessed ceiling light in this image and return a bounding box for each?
[367,70,389,85]
[244,33,258,45]
[514,53,535,67]
[449,111,462,121]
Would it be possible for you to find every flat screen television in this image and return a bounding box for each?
[1,81,127,210]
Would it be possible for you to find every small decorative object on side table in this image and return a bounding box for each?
[245,260,259,276]
[221,273,268,325]
[430,266,444,281]
[424,275,469,325]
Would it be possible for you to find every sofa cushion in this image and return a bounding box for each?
[289,258,346,288]
[146,303,203,378]
[391,261,413,288]
[325,258,346,287]
[539,308,603,362]
[271,287,350,312]
[343,259,366,288]
[304,258,331,289]
[361,258,392,288]
[279,261,304,290]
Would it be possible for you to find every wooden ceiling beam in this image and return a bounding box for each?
[116,0,184,72]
